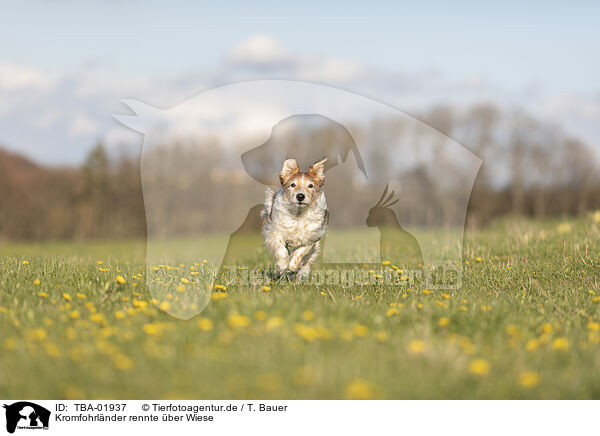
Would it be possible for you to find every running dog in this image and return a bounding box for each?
[262,158,328,279]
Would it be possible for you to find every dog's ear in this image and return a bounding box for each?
[280,158,299,185]
[308,158,328,185]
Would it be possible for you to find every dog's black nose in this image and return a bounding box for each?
[296,193,305,202]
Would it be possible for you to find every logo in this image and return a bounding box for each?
[3,402,50,434]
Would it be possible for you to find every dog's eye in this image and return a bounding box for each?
[308,184,314,188]
[290,183,296,187]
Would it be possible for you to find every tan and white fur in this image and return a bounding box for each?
[262,158,329,279]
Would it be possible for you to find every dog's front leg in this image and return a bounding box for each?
[288,243,316,276]
[266,237,289,275]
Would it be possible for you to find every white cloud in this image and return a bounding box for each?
[226,34,293,68]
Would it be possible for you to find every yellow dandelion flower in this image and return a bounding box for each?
[44,343,61,357]
[475,257,482,262]
[62,293,71,301]
[381,260,391,266]
[386,307,399,317]
[76,293,86,300]
[352,295,362,301]
[541,323,552,334]
[132,299,148,309]
[69,310,80,319]
[302,310,314,321]
[116,275,126,284]
[180,278,190,284]
[159,301,171,311]
[438,317,450,327]
[176,285,186,293]
[376,331,388,342]
[416,303,424,309]
[519,371,540,388]
[408,340,424,354]
[143,323,162,335]
[353,324,369,338]
[593,296,600,303]
[22,260,29,265]
[423,289,431,295]
[266,316,284,330]
[114,310,125,320]
[254,310,267,321]
[552,337,569,350]
[262,285,271,292]
[587,322,600,332]
[28,328,47,341]
[33,279,41,285]
[468,359,490,376]
[526,338,539,352]
[227,314,250,328]
[38,291,48,298]
[345,378,376,400]
[197,318,214,331]
[112,353,133,371]
[212,292,228,300]
[441,293,450,299]
[213,284,227,291]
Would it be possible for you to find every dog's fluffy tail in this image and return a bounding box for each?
[261,187,276,223]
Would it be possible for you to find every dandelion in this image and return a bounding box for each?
[386,308,399,317]
[114,310,125,320]
[408,340,424,354]
[441,293,451,300]
[33,279,41,285]
[180,278,190,284]
[44,343,61,357]
[438,317,450,327]
[376,331,388,342]
[476,257,482,262]
[416,303,424,309]
[76,293,86,300]
[468,359,490,376]
[116,275,126,284]
[541,323,552,334]
[131,300,148,310]
[266,316,284,330]
[159,301,171,311]
[143,323,162,335]
[212,292,228,301]
[28,328,47,341]
[302,310,314,321]
[38,291,48,298]
[423,289,431,295]
[552,337,569,351]
[254,310,267,321]
[112,354,133,371]
[587,322,600,332]
[69,310,80,319]
[519,371,540,388]
[381,260,391,266]
[593,296,600,303]
[353,324,369,338]
[22,260,29,265]
[213,284,227,291]
[62,293,71,301]
[262,285,271,292]
[197,318,214,331]
[227,314,250,328]
[97,261,103,265]
[345,378,376,400]
[294,324,320,341]
[89,313,105,324]
[352,295,362,301]
[176,285,186,293]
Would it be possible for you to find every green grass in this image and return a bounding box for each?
[2,215,600,399]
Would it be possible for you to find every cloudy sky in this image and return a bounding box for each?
[1,0,599,164]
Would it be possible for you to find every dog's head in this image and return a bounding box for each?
[279,157,327,208]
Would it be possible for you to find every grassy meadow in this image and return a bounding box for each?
[2,214,600,399]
